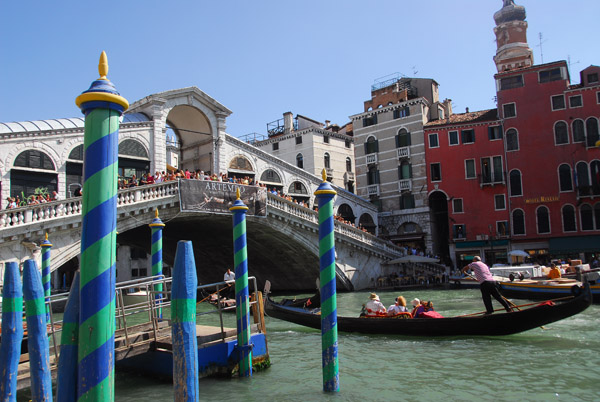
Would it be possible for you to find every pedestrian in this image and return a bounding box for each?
[462,256,512,314]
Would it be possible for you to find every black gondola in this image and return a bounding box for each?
[264,282,592,337]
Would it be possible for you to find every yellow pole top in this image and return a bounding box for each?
[98,51,108,80]
[322,169,327,182]
[155,209,159,218]
[45,232,48,241]
[236,188,241,200]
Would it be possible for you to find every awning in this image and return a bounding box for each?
[549,235,600,253]
[455,239,509,249]
[385,255,440,265]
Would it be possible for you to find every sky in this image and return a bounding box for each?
[1,1,599,139]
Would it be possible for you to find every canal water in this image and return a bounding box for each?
[17,288,600,401]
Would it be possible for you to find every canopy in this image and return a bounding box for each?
[508,250,529,257]
[385,255,440,265]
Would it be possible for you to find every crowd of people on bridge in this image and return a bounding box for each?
[5,191,60,209]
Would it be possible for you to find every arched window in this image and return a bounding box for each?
[118,139,148,159]
[324,153,330,169]
[536,206,550,234]
[67,145,84,197]
[580,204,594,231]
[396,128,411,147]
[365,136,378,154]
[586,117,599,147]
[505,128,519,151]
[68,144,84,161]
[562,205,576,232]
[509,170,522,196]
[558,164,573,192]
[554,121,569,145]
[346,157,352,172]
[512,209,525,235]
[288,181,308,195]
[399,160,412,180]
[576,161,590,196]
[14,150,55,170]
[260,169,281,184]
[367,166,379,185]
[595,203,600,230]
[591,160,600,195]
[296,153,303,169]
[572,119,585,143]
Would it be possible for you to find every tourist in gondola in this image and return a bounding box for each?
[462,256,512,314]
[387,295,408,316]
[363,293,386,316]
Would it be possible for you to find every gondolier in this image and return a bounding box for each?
[462,256,513,315]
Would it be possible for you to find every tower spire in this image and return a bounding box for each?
[493,0,533,72]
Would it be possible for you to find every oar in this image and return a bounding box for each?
[197,283,232,305]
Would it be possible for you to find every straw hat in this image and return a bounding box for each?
[369,293,380,301]
[473,256,481,262]
[411,298,420,307]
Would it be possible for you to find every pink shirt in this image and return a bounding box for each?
[469,261,494,283]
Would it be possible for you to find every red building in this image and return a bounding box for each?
[424,1,600,269]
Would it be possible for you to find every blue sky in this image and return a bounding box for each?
[1,1,598,138]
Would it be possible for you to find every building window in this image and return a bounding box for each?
[345,139,351,148]
[14,150,56,170]
[494,194,506,210]
[398,161,412,179]
[393,107,410,119]
[536,206,551,234]
[365,136,378,154]
[558,164,573,192]
[569,95,583,108]
[503,103,516,118]
[481,156,503,184]
[497,221,509,236]
[461,129,475,144]
[272,142,279,151]
[562,205,577,232]
[586,117,600,148]
[367,167,379,185]
[396,128,411,147]
[588,73,599,84]
[296,153,303,169]
[539,68,562,83]
[581,205,594,231]
[554,121,569,145]
[295,136,303,145]
[363,115,377,127]
[488,126,502,140]
[449,130,459,146]
[512,209,525,235]
[428,133,439,148]
[576,161,590,197]
[551,95,565,110]
[597,92,600,104]
[465,159,476,179]
[505,128,519,151]
[430,163,442,182]
[453,224,466,239]
[324,153,330,169]
[399,194,415,210]
[510,170,522,196]
[346,157,352,172]
[500,75,523,90]
[572,119,585,143]
[453,198,464,214]
[323,135,330,144]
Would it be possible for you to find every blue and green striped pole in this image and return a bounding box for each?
[75,51,128,401]
[171,240,199,402]
[56,272,80,402]
[41,233,52,321]
[0,261,23,401]
[149,209,165,318]
[314,169,339,392]
[23,259,53,401]
[229,188,252,377]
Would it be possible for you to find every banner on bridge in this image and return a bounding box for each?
[178,179,267,217]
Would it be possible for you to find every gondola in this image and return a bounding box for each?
[264,282,592,336]
[498,279,600,303]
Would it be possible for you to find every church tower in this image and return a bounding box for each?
[493,0,534,72]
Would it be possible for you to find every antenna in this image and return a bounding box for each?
[567,55,580,72]
[536,32,547,64]
[412,66,419,76]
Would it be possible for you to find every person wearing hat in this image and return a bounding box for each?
[364,293,386,317]
[462,256,512,314]
[387,295,408,316]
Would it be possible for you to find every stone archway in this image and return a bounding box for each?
[358,213,376,234]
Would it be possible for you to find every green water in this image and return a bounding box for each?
[17,288,600,401]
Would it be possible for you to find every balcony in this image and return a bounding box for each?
[344,171,355,183]
[397,147,410,159]
[367,184,380,196]
[366,153,378,165]
[398,179,412,192]
[478,173,505,187]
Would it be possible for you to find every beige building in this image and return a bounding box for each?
[350,75,452,249]
[254,112,356,196]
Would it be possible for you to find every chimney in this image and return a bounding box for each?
[283,112,293,134]
[443,98,453,117]
[465,107,469,113]
[325,120,331,127]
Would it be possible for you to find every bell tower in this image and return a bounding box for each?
[493,0,533,72]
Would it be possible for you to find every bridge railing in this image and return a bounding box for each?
[265,193,405,257]
[0,181,179,229]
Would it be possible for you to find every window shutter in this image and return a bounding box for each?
[364,142,368,155]
[375,139,379,153]
[395,134,400,148]
[409,164,413,178]
[407,132,411,146]
[376,170,380,184]
[488,127,493,140]
[398,166,402,180]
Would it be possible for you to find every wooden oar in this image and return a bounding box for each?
[197,283,232,305]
